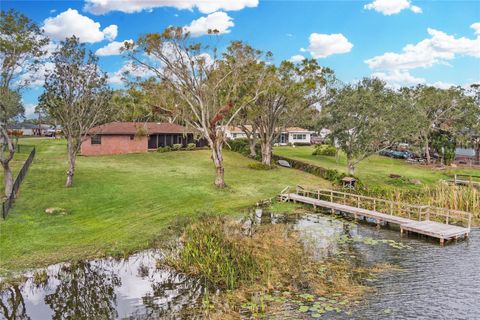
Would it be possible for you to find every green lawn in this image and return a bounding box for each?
[274,146,480,190]
[0,139,329,274]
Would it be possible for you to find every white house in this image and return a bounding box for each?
[224,126,314,145]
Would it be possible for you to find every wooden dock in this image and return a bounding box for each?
[279,186,472,245]
[450,174,480,189]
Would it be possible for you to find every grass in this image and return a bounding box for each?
[274,146,480,190]
[0,145,33,195]
[169,216,375,318]
[0,138,329,274]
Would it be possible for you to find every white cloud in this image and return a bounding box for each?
[365,26,480,71]
[286,33,293,37]
[289,55,305,63]
[184,12,234,37]
[301,33,353,59]
[43,9,118,43]
[24,103,37,118]
[17,62,55,87]
[108,62,155,85]
[364,0,422,15]
[372,70,425,86]
[96,40,133,56]
[366,24,480,87]
[471,22,480,35]
[430,81,456,89]
[84,0,258,15]
[102,25,118,41]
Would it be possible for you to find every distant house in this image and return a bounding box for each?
[81,122,205,156]
[9,123,51,136]
[224,126,314,145]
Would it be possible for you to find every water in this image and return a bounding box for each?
[1,212,479,319]
[0,251,204,319]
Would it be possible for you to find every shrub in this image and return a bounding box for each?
[272,154,355,185]
[172,143,182,151]
[157,146,171,153]
[248,163,276,170]
[228,138,250,154]
[293,142,311,147]
[312,144,337,156]
[186,143,196,150]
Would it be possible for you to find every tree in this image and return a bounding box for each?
[125,28,266,188]
[39,36,112,187]
[246,59,335,166]
[403,85,470,165]
[111,80,184,123]
[464,84,480,163]
[321,78,414,175]
[0,9,48,197]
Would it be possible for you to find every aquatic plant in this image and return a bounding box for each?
[168,215,388,318]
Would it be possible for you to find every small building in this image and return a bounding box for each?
[81,122,205,156]
[224,126,314,145]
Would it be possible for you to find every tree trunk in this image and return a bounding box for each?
[210,138,226,188]
[347,158,355,175]
[260,141,272,166]
[1,162,13,198]
[424,138,431,165]
[475,141,480,164]
[248,136,257,158]
[66,140,77,188]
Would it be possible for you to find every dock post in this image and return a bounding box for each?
[440,238,445,246]
[400,228,404,237]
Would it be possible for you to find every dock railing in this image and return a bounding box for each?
[286,186,471,230]
[453,174,480,187]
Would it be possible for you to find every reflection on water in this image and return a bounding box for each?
[1,211,479,319]
[0,251,204,319]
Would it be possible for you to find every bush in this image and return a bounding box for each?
[248,163,276,170]
[172,143,182,151]
[186,143,196,150]
[293,142,311,147]
[312,144,337,156]
[157,146,171,153]
[272,154,356,185]
[228,138,250,154]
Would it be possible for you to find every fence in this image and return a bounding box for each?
[2,146,36,219]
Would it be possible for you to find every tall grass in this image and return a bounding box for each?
[352,184,480,221]
[425,184,479,217]
[171,217,260,290]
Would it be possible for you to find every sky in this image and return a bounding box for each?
[2,0,480,118]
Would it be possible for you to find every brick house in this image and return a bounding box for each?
[81,122,205,156]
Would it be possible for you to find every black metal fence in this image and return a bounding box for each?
[2,146,36,219]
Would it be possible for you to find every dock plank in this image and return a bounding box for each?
[285,192,470,244]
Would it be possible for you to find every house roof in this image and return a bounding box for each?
[285,127,312,133]
[226,126,312,134]
[227,125,253,133]
[89,122,191,135]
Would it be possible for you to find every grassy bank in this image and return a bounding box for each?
[0,139,329,274]
[274,146,480,190]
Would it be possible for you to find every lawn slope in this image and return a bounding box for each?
[0,139,329,273]
[274,146,480,190]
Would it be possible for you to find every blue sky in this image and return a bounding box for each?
[3,0,480,118]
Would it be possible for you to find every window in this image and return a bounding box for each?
[292,134,306,140]
[130,135,134,140]
[91,135,101,145]
[232,133,237,138]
